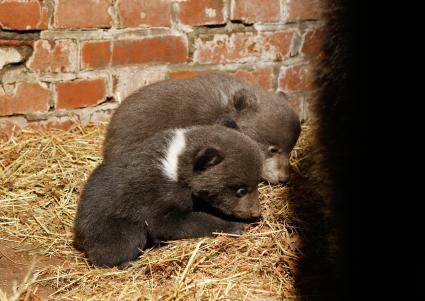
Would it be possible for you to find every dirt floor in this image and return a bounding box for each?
[0,124,328,300]
[0,239,64,299]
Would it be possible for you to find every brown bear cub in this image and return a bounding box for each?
[104,72,301,184]
[74,125,263,268]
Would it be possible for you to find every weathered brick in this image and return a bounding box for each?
[28,116,80,131]
[0,0,48,30]
[286,0,323,22]
[193,31,293,64]
[81,40,112,69]
[0,47,24,70]
[117,0,171,28]
[169,71,200,79]
[1,65,38,85]
[284,93,303,116]
[27,40,78,73]
[0,116,28,141]
[77,102,119,124]
[194,34,227,64]
[176,0,226,26]
[279,63,316,92]
[54,0,112,29]
[112,36,188,67]
[0,40,33,47]
[84,107,116,124]
[0,82,50,116]
[231,0,280,23]
[263,31,295,60]
[301,27,325,58]
[113,69,167,100]
[169,68,274,91]
[232,67,274,90]
[56,79,107,110]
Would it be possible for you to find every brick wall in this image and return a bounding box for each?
[0,0,324,139]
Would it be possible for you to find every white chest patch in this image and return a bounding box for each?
[160,129,186,182]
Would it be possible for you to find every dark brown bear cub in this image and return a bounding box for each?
[104,72,300,184]
[74,125,263,268]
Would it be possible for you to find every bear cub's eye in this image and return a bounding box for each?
[268,146,280,155]
[236,187,248,197]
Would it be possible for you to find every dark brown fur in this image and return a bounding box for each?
[74,125,263,267]
[292,0,366,300]
[103,72,300,184]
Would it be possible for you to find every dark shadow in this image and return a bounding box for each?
[287,161,340,301]
[288,0,363,299]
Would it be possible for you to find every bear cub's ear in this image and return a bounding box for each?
[194,148,224,172]
[233,88,258,112]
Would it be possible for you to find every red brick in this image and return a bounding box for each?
[112,36,188,67]
[286,0,323,22]
[54,0,112,29]
[232,67,274,90]
[194,31,293,64]
[28,116,80,131]
[301,27,325,58]
[0,40,33,47]
[117,0,171,28]
[0,0,48,30]
[194,35,227,64]
[169,71,200,79]
[263,31,295,60]
[0,82,50,116]
[231,0,280,23]
[284,93,303,116]
[27,40,77,73]
[81,40,112,69]
[56,79,107,110]
[176,0,226,26]
[113,69,167,100]
[279,63,316,92]
[0,116,28,141]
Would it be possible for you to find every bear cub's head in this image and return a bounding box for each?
[231,88,301,185]
[172,126,264,220]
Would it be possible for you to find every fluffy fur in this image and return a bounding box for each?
[74,125,263,267]
[294,0,364,299]
[103,72,300,184]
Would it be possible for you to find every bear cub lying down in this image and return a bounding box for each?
[74,125,263,267]
[104,72,301,184]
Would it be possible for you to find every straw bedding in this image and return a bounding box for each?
[0,123,317,300]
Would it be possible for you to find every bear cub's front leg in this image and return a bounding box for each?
[149,211,245,244]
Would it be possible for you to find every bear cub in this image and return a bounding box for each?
[74,125,263,267]
[104,72,301,184]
